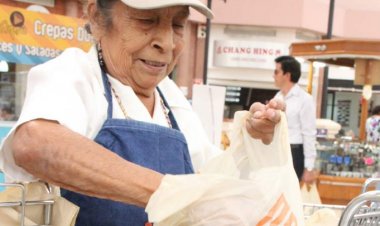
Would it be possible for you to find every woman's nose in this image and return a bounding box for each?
[151,25,175,52]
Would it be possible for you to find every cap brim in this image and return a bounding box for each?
[120,0,214,19]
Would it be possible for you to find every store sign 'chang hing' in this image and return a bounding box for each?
[213,40,289,69]
[0,5,92,65]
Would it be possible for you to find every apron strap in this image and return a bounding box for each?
[97,43,181,131]
[97,43,114,119]
[100,69,114,119]
[156,87,181,131]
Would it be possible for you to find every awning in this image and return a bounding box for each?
[290,39,380,66]
[290,39,380,85]
[290,39,380,141]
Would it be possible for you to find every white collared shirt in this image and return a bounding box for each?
[275,84,317,169]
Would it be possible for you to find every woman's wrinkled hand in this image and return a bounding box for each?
[245,98,285,144]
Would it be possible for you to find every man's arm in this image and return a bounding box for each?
[300,95,317,183]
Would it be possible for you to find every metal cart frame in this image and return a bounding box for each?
[0,182,55,226]
[338,190,380,226]
[303,202,346,220]
[362,178,380,193]
[304,178,380,225]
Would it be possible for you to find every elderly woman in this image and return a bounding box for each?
[0,0,283,225]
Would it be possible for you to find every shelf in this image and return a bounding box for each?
[0,82,14,85]
[317,174,376,205]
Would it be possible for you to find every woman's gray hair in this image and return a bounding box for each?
[82,0,118,34]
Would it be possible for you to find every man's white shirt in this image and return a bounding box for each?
[275,84,317,169]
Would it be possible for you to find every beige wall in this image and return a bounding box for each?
[210,0,380,40]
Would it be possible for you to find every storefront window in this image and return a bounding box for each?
[0,62,30,122]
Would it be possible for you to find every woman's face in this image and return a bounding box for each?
[97,2,189,95]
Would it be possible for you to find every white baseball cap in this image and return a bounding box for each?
[120,0,214,18]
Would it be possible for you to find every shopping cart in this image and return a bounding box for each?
[338,190,380,225]
[0,181,55,226]
[303,202,346,220]
[304,178,380,225]
[361,178,380,193]
[337,178,380,225]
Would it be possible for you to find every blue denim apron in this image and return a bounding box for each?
[62,68,194,226]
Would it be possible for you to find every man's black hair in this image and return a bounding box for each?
[274,55,301,83]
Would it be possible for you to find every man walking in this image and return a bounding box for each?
[273,55,316,183]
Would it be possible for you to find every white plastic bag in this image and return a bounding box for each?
[305,208,339,226]
[146,111,304,226]
[301,183,322,204]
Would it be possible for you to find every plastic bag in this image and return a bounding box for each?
[301,183,322,204]
[146,111,304,226]
[0,182,79,226]
[305,208,339,226]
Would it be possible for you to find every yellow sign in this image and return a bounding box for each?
[0,4,92,64]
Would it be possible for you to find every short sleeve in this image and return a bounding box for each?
[0,48,106,182]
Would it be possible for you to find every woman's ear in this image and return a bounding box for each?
[87,1,96,22]
[87,2,102,41]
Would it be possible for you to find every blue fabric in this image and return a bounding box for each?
[62,69,194,226]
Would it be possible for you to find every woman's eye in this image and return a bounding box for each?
[138,18,156,25]
[173,23,185,29]
[173,20,186,31]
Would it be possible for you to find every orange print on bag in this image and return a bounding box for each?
[257,194,297,226]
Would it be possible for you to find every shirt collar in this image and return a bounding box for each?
[87,45,103,89]
[285,84,301,98]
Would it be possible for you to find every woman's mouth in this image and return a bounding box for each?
[141,59,166,67]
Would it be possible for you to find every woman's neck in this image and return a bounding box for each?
[98,42,156,116]
[137,92,155,117]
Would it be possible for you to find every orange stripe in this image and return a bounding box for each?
[257,195,285,226]
[270,202,289,226]
[284,213,297,226]
[257,194,298,226]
